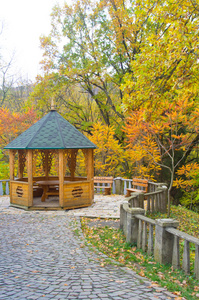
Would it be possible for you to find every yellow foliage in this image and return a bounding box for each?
[89,122,125,177]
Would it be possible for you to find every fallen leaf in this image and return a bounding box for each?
[138,270,145,277]
[173,291,181,296]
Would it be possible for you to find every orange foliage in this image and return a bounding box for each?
[124,97,199,187]
[0,107,38,149]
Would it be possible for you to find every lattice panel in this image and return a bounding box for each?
[33,150,41,176]
[82,149,89,176]
[41,150,53,174]
[67,149,78,175]
[50,150,59,175]
[63,150,69,175]
[18,150,27,177]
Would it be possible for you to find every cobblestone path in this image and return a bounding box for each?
[0,211,174,300]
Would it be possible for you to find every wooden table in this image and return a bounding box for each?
[35,180,60,202]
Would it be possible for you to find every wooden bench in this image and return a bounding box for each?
[125,178,148,197]
[94,177,113,195]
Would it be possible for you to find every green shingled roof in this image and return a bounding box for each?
[4,110,96,150]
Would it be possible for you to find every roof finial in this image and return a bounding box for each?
[51,97,55,111]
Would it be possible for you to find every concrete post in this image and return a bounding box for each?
[154,219,179,264]
[125,206,145,244]
[115,177,123,195]
[120,203,125,231]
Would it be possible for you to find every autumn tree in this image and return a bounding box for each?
[0,107,37,170]
[122,0,199,215]
[34,0,160,142]
[124,99,199,216]
[89,122,125,177]
[30,73,99,134]
[174,163,199,211]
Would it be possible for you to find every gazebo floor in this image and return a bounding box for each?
[30,196,62,210]
[10,196,93,211]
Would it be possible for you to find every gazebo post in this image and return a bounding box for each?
[44,151,49,180]
[9,150,15,203]
[9,150,15,181]
[70,149,77,180]
[18,150,25,179]
[27,149,33,207]
[87,149,94,200]
[59,149,64,207]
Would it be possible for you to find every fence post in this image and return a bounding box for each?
[6,181,10,195]
[194,244,199,280]
[154,219,179,265]
[0,182,3,196]
[120,203,126,232]
[162,186,168,213]
[114,177,123,195]
[120,204,145,244]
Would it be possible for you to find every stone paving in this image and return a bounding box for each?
[0,196,177,300]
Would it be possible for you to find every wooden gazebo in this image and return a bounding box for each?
[4,108,96,210]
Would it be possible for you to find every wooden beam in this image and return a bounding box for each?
[9,150,15,181]
[87,149,94,200]
[59,149,64,207]
[44,151,49,179]
[18,150,26,179]
[70,149,77,180]
[9,149,16,204]
[27,149,33,207]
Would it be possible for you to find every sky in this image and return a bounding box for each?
[0,0,67,82]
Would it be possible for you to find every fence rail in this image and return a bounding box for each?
[127,187,167,214]
[136,214,155,255]
[113,177,166,196]
[0,180,10,196]
[165,227,199,277]
[120,203,199,280]
[145,188,167,213]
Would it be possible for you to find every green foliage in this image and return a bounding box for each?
[147,205,199,239]
[0,150,9,179]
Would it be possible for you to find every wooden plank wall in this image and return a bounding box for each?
[63,181,92,209]
[10,181,29,206]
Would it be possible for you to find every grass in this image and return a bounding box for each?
[146,205,199,239]
[81,205,199,300]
